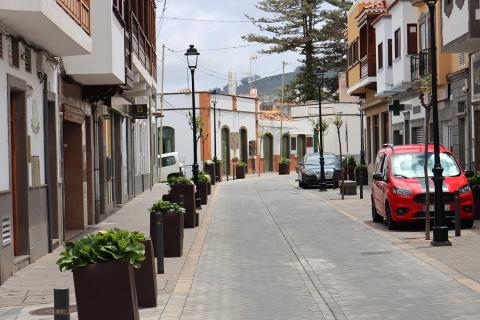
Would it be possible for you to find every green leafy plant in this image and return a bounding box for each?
[198,171,211,183]
[237,161,248,167]
[279,158,291,165]
[149,200,185,215]
[347,156,357,167]
[168,176,194,186]
[57,228,146,272]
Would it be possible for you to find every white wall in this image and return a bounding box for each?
[162,93,257,167]
[0,34,59,190]
[374,17,393,95]
[442,1,469,48]
[290,103,362,158]
[62,0,125,84]
[391,1,418,87]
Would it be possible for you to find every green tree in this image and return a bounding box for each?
[332,112,345,199]
[243,0,351,102]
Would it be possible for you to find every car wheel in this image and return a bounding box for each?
[461,219,474,229]
[298,179,304,188]
[371,197,383,223]
[386,203,397,230]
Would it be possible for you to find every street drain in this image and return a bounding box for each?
[361,250,392,256]
[29,305,77,316]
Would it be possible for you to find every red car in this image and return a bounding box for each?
[371,144,474,229]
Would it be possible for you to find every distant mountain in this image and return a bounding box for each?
[237,71,298,99]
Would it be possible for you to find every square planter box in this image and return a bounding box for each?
[207,182,212,195]
[236,166,246,179]
[150,211,184,258]
[73,260,139,320]
[134,240,157,308]
[279,163,290,175]
[198,181,208,205]
[170,184,196,228]
[215,162,222,182]
[204,163,216,185]
[355,167,368,186]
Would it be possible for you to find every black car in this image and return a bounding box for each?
[297,152,341,189]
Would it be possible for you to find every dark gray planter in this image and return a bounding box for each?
[170,184,196,228]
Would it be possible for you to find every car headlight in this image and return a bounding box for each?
[459,184,471,194]
[393,186,412,196]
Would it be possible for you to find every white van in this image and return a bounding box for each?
[160,152,184,182]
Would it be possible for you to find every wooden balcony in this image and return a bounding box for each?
[360,55,375,79]
[129,12,157,80]
[56,0,90,34]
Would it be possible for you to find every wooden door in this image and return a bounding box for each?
[221,127,230,175]
[297,135,306,163]
[9,92,18,255]
[263,134,273,172]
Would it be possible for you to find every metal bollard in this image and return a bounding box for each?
[359,170,364,200]
[454,190,461,237]
[154,214,165,274]
[54,288,70,320]
[233,165,236,180]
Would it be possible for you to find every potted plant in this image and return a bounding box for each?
[203,160,216,186]
[57,228,146,320]
[149,200,185,257]
[355,163,368,186]
[344,156,357,180]
[469,172,480,219]
[279,158,290,175]
[168,176,196,228]
[235,161,247,179]
[197,171,210,205]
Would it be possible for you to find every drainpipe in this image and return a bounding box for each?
[42,73,53,253]
[467,53,473,170]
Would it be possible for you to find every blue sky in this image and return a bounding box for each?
[156,0,301,92]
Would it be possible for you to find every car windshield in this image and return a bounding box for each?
[305,155,337,166]
[392,152,461,178]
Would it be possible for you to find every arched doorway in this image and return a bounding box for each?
[281,134,290,159]
[161,126,175,153]
[240,127,248,164]
[221,126,230,176]
[263,133,274,172]
[297,134,306,163]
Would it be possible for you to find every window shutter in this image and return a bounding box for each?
[394,29,401,59]
[407,24,418,55]
[378,43,383,69]
[387,39,393,66]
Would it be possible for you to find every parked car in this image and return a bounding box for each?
[371,144,474,229]
[298,152,341,189]
[160,152,184,182]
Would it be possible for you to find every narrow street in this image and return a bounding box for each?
[173,175,480,320]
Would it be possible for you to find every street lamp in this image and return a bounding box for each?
[359,98,366,166]
[185,45,201,207]
[314,67,327,191]
[410,0,450,246]
[210,88,219,167]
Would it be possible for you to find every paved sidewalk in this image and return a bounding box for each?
[0,183,215,320]
[303,182,480,294]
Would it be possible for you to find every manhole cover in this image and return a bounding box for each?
[361,251,392,256]
[30,305,77,316]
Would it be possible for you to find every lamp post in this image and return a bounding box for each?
[359,99,366,166]
[185,45,201,206]
[210,89,218,163]
[410,0,450,246]
[314,67,327,191]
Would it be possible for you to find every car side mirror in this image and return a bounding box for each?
[372,173,384,181]
[465,170,474,178]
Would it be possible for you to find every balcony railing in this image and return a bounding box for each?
[129,12,157,81]
[56,0,90,34]
[360,56,369,79]
[410,49,431,81]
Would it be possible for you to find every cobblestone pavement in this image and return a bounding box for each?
[176,175,480,320]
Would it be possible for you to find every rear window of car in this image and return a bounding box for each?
[392,152,460,178]
[162,156,176,167]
